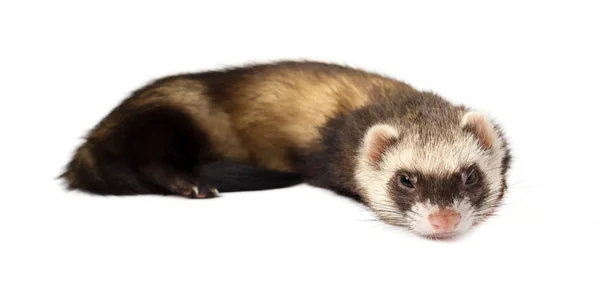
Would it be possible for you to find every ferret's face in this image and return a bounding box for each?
[355,111,511,238]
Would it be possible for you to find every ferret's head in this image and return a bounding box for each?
[355,108,511,238]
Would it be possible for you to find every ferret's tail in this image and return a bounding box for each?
[195,160,303,192]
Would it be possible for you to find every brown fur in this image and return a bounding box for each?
[193,61,412,171]
[60,60,416,197]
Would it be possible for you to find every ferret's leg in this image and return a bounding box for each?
[115,105,219,198]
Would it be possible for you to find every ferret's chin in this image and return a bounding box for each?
[426,232,457,239]
[410,224,473,240]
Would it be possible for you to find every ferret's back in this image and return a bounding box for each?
[92,61,414,172]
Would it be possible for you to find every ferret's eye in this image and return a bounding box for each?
[398,175,414,189]
[465,169,479,186]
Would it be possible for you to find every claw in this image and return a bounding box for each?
[192,186,199,196]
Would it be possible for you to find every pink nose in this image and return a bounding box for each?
[428,209,461,232]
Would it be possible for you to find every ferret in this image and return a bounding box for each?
[59,60,512,238]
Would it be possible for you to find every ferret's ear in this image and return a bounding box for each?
[460,111,500,150]
[363,124,400,165]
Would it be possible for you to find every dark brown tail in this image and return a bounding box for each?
[195,160,302,192]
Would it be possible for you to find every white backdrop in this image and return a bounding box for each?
[1,1,599,287]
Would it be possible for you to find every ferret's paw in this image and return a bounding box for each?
[189,185,220,199]
[171,183,220,199]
